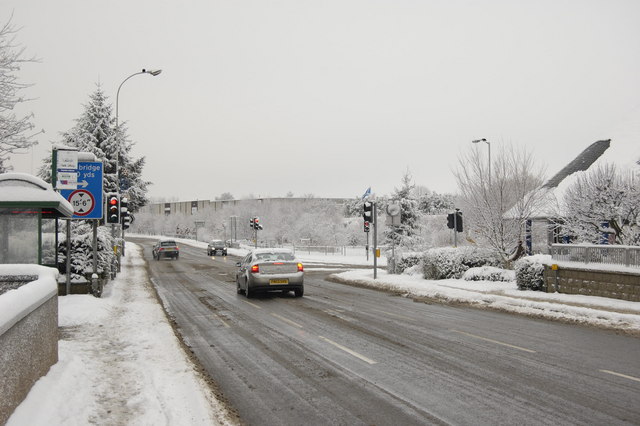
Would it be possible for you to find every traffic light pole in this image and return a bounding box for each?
[373,202,378,279]
[366,232,369,261]
[453,210,458,248]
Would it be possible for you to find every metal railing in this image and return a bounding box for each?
[550,243,640,268]
[292,245,348,256]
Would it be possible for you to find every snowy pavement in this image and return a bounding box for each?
[7,243,233,426]
[7,239,640,425]
[330,268,640,334]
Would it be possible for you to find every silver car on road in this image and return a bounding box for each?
[236,248,304,298]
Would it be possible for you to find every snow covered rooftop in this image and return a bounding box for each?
[542,140,611,189]
[0,173,73,218]
[521,109,640,220]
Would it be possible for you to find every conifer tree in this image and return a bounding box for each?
[39,85,150,212]
[384,170,423,248]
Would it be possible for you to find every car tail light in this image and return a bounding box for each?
[297,263,304,272]
[251,264,259,273]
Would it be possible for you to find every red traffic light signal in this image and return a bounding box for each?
[364,221,370,233]
[106,194,120,224]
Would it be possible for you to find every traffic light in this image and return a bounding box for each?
[106,194,120,224]
[121,197,130,229]
[364,221,370,233]
[363,201,374,224]
[253,217,263,230]
[249,218,255,228]
[447,213,454,229]
[455,211,463,232]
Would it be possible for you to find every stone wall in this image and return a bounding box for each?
[0,272,59,425]
[543,266,640,302]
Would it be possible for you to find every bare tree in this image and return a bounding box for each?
[557,163,639,245]
[454,143,545,260]
[0,17,38,172]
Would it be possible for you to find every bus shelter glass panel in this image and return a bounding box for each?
[0,208,38,264]
[42,218,57,266]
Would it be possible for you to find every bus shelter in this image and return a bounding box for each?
[0,173,73,266]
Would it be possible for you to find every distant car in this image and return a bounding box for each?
[152,240,179,260]
[235,248,304,298]
[207,239,227,256]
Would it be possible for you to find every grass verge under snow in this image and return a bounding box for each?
[330,269,640,335]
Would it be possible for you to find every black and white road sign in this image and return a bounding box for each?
[68,189,95,216]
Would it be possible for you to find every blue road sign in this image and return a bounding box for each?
[60,161,104,219]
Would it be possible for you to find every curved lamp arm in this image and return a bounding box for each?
[116,69,162,126]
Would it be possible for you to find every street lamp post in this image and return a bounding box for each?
[114,68,161,262]
[116,68,162,128]
[472,138,491,185]
[115,69,162,176]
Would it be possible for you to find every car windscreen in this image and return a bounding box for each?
[255,252,295,262]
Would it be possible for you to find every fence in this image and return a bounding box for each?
[550,243,640,268]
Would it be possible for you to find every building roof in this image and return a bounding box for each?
[542,139,611,189]
[0,173,73,218]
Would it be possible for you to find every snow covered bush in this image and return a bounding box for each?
[514,255,550,291]
[390,252,422,274]
[463,266,515,282]
[57,223,116,282]
[422,247,500,280]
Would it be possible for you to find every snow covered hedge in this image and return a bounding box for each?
[422,247,501,280]
[462,266,515,282]
[57,223,116,282]
[391,252,423,274]
[514,255,551,291]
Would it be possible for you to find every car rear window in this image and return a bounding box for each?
[255,252,295,262]
[161,241,177,247]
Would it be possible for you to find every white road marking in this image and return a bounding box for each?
[242,300,261,309]
[600,369,640,383]
[272,313,304,329]
[451,329,537,353]
[318,336,377,365]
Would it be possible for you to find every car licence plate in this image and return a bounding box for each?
[269,279,288,285]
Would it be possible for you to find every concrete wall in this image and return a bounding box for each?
[543,266,640,302]
[0,270,59,425]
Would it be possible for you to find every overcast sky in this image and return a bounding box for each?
[4,0,640,201]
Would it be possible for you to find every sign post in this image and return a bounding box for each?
[59,161,104,220]
[52,147,79,190]
[59,160,104,294]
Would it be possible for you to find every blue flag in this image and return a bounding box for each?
[362,187,371,200]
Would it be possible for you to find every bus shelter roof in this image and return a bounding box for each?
[0,173,74,218]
